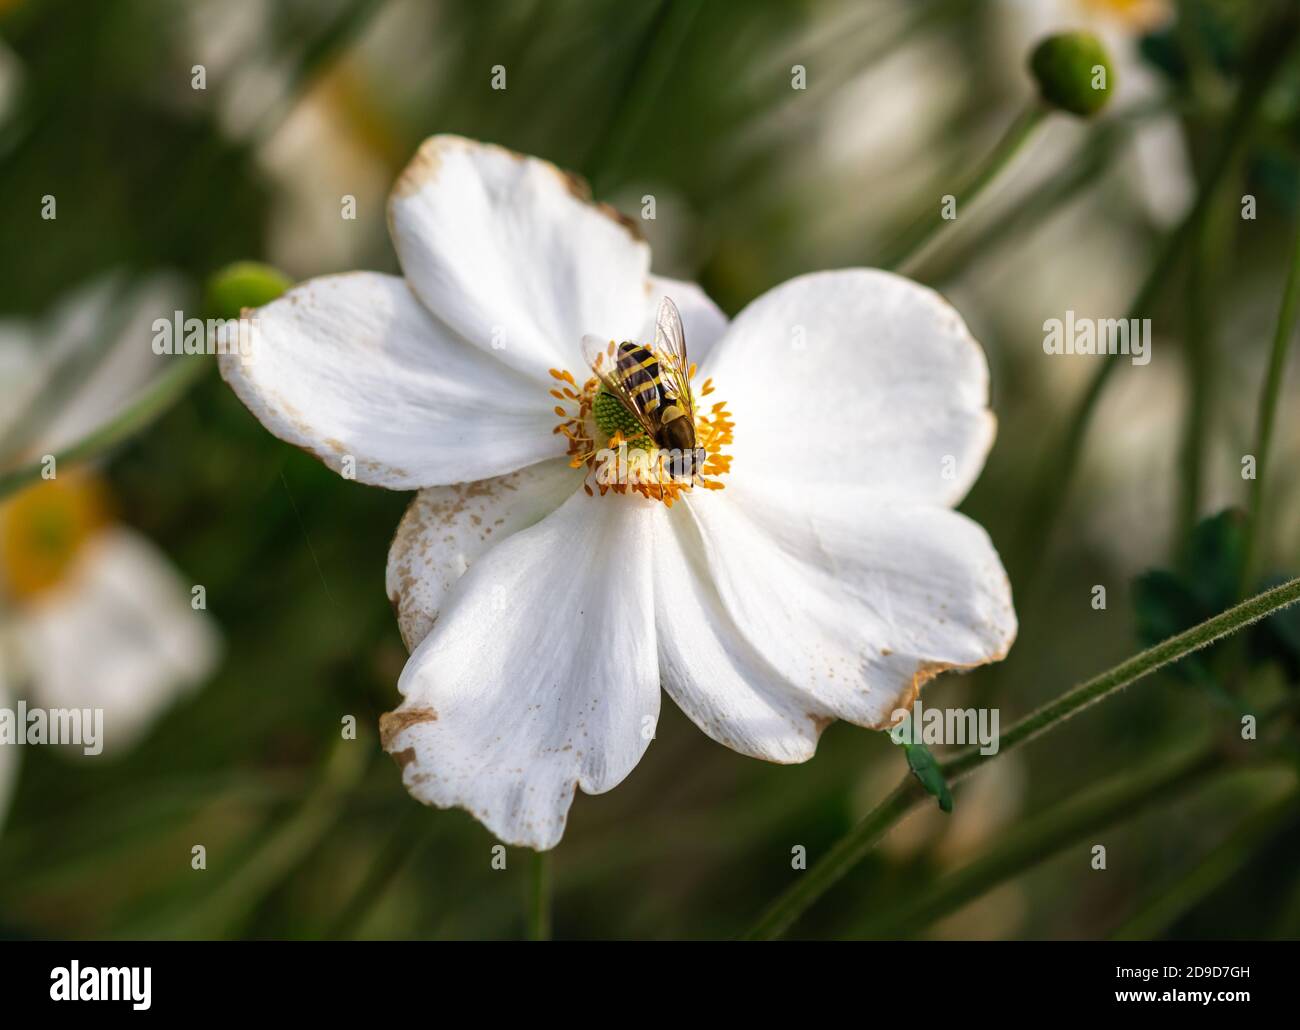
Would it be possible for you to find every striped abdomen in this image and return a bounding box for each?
[615,341,673,415]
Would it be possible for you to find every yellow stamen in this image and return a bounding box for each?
[1080,0,1172,31]
[550,370,734,506]
[0,472,111,602]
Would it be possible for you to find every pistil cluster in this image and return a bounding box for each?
[549,368,733,506]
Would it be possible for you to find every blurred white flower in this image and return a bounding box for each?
[181,0,435,276]
[222,135,1017,850]
[0,276,221,786]
[256,71,394,275]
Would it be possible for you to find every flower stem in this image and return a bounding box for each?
[0,355,212,503]
[914,109,1130,284]
[944,577,1300,780]
[1008,11,1300,594]
[856,740,1227,938]
[1243,219,1300,586]
[880,103,1048,275]
[740,576,1300,940]
[528,850,553,941]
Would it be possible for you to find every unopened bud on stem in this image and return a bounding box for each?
[1029,32,1115,118]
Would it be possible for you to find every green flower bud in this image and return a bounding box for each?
[593,389,648,442]
[204,261,292,320]
[1029,31,1115,118]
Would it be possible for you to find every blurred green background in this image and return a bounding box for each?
[1,0,1299,940]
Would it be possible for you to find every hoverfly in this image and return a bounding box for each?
[582,297,706,481]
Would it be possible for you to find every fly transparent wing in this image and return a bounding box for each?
[580,332,660,439]
[654,296,687,367]
[652,296,694,422]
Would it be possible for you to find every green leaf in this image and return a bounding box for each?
[1267,601,1300,654]
[903,743,953,813]
[1180,508,1246,613]
[1131,510,1249,690]
[1249,574,1300,683]
[1131,569,1222,689]
[1133,569,1205,648]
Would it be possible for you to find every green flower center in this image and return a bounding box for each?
[592,390,652,449]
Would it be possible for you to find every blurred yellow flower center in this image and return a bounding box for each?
[548,368,733,507]
[1081,0,1172,31]
[0,473,110,602]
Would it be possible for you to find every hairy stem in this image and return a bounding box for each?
[857,741,1227,938]
[741,576,1300,940]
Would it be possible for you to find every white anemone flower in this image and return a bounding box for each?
[0,277,221,781]
[221,136,1017,850]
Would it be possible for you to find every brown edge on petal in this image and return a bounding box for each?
[391,747,417,771]
[388,134,644,243]
[790,632,1015,749]
[391,135,447,199]
[385,489,432,655]
[868,642,1014,733]
[795,712,834,751]
[216,272,420,490]
[379,701,571,851]
[873,660,958,731]
[379,706,439,753]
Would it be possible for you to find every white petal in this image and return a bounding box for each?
[683,484,1016,730]
[220,271,562,489]
[40,275,187,456]
[652,504,824,763]
[388,135,651,381]
[16,527,221,752]
[387,459,579,652]
[643,276,728,366]
[1,274,185,465]
[381,490,660,850]
[0,323,44,450]
[1127,113,1194,229]
[702,269,995,505]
